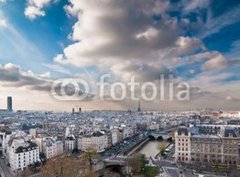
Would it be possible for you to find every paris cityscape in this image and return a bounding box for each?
[1,0,240,177]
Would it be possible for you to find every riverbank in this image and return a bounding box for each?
[136,140,169,158]
[125,137,150,156]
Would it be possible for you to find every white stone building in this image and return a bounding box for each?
[175,126,240,166]
[42,137,63,159]
[29,129,37,138]
[64,134,76,151]
[7,131,40,171]
[148,122,160,131]
[175,127,191,163]
[111,128,123,145]
[123,127,134,139]
[78,131,108,152]
[0,132,6,156]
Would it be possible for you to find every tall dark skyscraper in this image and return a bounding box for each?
[7,96,12,112]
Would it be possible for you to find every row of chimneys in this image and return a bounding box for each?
[72,107,82,113]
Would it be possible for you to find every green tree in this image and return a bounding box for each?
[128,154,147,175]
[159,143,166,156]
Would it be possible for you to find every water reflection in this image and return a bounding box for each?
[137,140,168,158]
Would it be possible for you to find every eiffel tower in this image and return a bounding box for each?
[137,99,141,112]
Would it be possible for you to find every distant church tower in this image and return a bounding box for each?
[137,99,141,112]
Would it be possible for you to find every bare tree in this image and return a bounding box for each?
[41,155,96,177]
[22,167,32,177]
[127,154,146,175]
[82,146,99,171]
[41,149,99,177]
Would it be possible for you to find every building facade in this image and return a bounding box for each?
[7,134,40,171]
[7,96,12,112]
[78,131,108,152]
[175,127,191,163]
[111,128,123,145]
[175,126,240,166]
[64,134,76,151]
[42,137,64,159]
[0,132,6,156]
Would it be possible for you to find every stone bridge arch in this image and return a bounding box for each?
[148,133,173,141]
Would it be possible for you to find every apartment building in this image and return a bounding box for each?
[42,137,64,159]
[78,131,108,152]
[0,132,6,156]
[175,127,191,163]
[111,128,123,145]
[64,134,77,151]
[175,126,240,166]
[7,132,40,171]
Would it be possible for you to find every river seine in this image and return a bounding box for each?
[136,140,168,158]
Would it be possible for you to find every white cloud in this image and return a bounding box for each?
[1,0,239,111]
[0,12,7,27]
[56,0,208,82]
[186,51,239,70]
[0,18,7,27]
[42,63,71,74]
[174,36,204,55]
[0,63,51,91]
[136,27,159,41]
[183,0,210,12]
[24,0,57,20]
[24,6,45,20]
[202,53,227,70]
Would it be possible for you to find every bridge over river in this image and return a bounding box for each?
[118,130,174,156]
[104,129,174,167]
[104,156,129,167]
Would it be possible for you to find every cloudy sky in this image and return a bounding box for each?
[0,0,240,111]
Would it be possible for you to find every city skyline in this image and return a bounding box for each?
[0,0,240,111]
